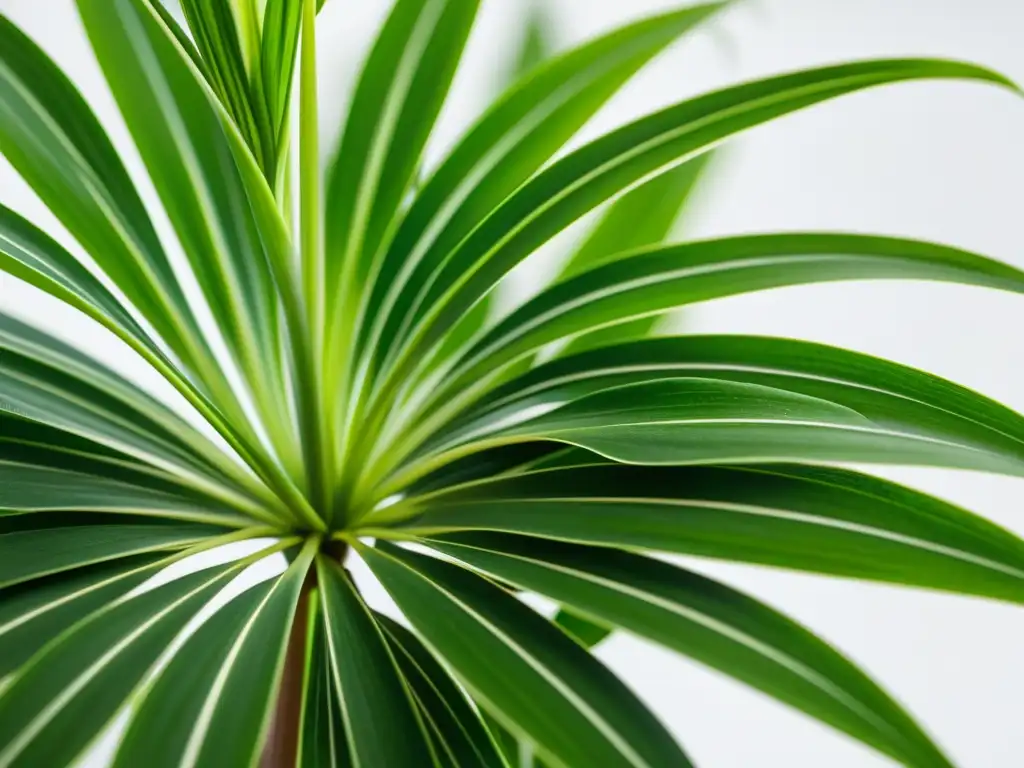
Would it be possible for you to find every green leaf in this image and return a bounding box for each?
[0,314,277,520]
[298,592,351,768]
[426,533,954,767]
[112,540,316,768]
[0,559,242,767]
[379,613,506,768]
[0,12,209,374]
[377,59,1015,407]
[554,610,612,649]
[362,3,727,393]
[362,543,693,768]
[77,0,298,468]
[261,0,303,162]
[457,334,1024,477]
[390,463,1024,604]
[555,152,716,357]
[325,0,481,360]
[429,234,1024,427]
[317,556,434,766]
[0,513,231,589]
[179,0,273,174]
[0,554,167,679]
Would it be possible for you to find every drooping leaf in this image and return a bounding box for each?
[317,556,434,766]
[113,540,316,768]
[297,591,351,768]
[388,463,1024,604]
[0,559,242,767]
[362,542,693,768]
[379,613,506,768]
[426,532,954,767]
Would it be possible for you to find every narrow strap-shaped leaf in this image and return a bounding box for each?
[261,0,303,151]
[297,592,351,768]
[317,556,435,766]
[429,234,1024,426]
[179,0,273,174]
[452,334,1024,481]
[0,462,248,526]
[426,533,954,767]
[379,614,507,768]
[113,539,316,768]
[0,13,211,379]
[555,152,716,357]
[0,513,231,589]
[326,0,480,311]
[0,559,243,767]
[388,463,1024,604]
[377,60,1015,407]
[362,3,726,391]
[362,543,693,768]
[0,315,275,517]
[0,554,168,679]
[77,0,297,465]
[422,0,559,373]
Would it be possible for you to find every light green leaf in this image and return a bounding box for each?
[362,543,693,768]
[554,610,612,649]
[77,0,297,468]
[0,559,242,767]
[113,539,315,768]
[426,533,954,767]
[390,463,1024,604]
[317,556,434,766]
[0,513,231,589]
[0,13,209,374]
[179,0,273,174]
[261,0,303,156]
[379,613,507,768]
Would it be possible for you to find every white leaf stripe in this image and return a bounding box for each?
[367,546,665,768]
[0,561,244,767]
[177,539,316,768]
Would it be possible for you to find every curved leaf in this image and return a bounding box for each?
[77,0,296,462]
[376,60,1015,406]
[0,13,213,380]
[363,2,726,389]
[430,234,1024,424]
[297,592,351,768]
[362,542,693,768]
[317,556,434,766]
[388,463,1024,603]
[426,533,953,767]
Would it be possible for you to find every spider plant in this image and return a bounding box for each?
[1,0,1023,766]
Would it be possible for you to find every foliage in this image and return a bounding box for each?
[1,1,1022,766]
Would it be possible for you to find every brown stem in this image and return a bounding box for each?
[261,568,316,768]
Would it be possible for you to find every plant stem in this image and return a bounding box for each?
[261,565,316,768]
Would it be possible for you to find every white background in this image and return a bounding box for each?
[1,0,1023,766]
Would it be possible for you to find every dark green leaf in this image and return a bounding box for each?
[391,463,1024,603]
[317,556,434,766]
[362,543,692,768]
[426,533,954,767]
